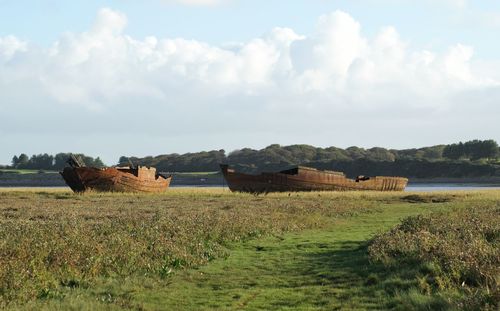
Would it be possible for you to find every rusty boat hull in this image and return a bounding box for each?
[60,166,172,193]
[221,165,407,193]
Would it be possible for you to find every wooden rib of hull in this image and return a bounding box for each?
[60,167,171,193]
[220,165,407,193]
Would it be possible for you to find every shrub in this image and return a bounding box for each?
[369,204,500,310]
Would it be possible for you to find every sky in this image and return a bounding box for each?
[1,0,500,165]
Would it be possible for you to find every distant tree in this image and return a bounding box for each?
[481,140,499,159]
[414,150,426,160]
[444,140,499,161]
[467,140,499,161]
[118,156,130,166]
[10,152,105,170]
[11,155,19,168]
[53,153,70,170]
[74,154,101,168]
[107,141,498,174]
[320,147,351,161]
[366,147,396,162]
[463,140,479,160]
[345,146,366,160]
[443,140,499,161]
[266,144,281,149]
[16,153,29,169]
[93,157,105,168]
[421,145,445,160]
[394,148,418,160]
[216,150,226,163]
[443,143,465,160]
[284,145,317,162]
[28,154,54,170]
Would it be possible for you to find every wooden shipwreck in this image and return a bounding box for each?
[220,165,407,193]
[60,155,171,193]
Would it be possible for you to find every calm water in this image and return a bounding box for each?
[406,183,500,192]
[172,183,500,192]
[180,184,500,192]
[1,184,500,192]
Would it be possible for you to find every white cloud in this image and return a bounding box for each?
[0,8,499,163]
[292,11,366,76]
[2,8,498,110]
[92,8,128,35]
[0,35,27,60]
[439,0,467,9]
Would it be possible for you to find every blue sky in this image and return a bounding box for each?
[1,0,499,165]
[1,0,499,57]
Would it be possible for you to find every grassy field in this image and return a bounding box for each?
[0,189,498,310]
[0,169,58,174]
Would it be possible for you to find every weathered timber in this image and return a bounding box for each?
[60,165,171,193]
[67,154,86,168]
[220,165,407,193]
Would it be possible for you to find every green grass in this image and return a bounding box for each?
[0,169,58,174]
[134,203,435,310]
[0,189,498,310]
[0,170,218,176]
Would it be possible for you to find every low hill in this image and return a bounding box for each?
[118,140,500,179]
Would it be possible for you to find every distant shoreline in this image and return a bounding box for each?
[408,177,500,184]
[1,171,500,187]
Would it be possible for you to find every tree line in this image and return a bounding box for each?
[442,140,499,161]
[117,139,499,176]
[10,153,105,171]
[7,140,499,176]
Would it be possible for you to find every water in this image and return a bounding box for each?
[406,183,500,192]
[174,184,500,192]
[177,184,500,192]
[1,184,500,192]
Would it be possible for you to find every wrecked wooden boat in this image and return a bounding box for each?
[220,165,407,193]
[60,155,171,193]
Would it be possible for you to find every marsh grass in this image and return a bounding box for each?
[0,189,498,309]
[0,170,58,175]
[0,189,379,306]
[370,195,500,310]
[86,191,498,311]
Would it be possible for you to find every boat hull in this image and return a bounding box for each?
[60,167,171,193]
[221,165,407,193]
